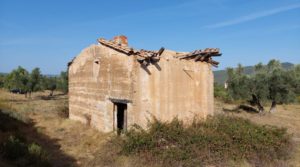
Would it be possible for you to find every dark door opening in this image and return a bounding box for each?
[114,103,127,134]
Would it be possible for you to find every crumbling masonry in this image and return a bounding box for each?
[68,35,221,132]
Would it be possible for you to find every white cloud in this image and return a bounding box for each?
[204,3,300,28]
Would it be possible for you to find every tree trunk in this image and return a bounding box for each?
[257,103,264,113]
[49,90,53,97]
[249,94,264,113]
[256,98,264,113]
[269,101,277,113]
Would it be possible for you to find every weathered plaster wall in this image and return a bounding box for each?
[69,45,214,132]
[68,44,133,132]
[130,50,214,128]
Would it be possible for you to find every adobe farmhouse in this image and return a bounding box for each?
[68,36,221,132]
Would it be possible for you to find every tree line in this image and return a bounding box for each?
[215,60,300,113]
[0,66,68,97]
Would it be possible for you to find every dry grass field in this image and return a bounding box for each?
[0,89,110,167]
[0,89,299,166]
[215,100,300,166]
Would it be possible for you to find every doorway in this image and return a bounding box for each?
[113,102,127,133]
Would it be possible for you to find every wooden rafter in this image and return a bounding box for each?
[98,38,220,67]
[179,48,221,67]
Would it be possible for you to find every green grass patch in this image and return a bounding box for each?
[113,115,293,166]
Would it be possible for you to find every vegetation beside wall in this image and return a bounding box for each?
[1,135,50,167]
[214,82,231,102]
[102,115,293,167]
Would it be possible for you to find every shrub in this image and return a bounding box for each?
[214,83,228,99]
[1,135,27,160]
[27,143,50,166]
[297,95,300,103]
[116,115,293,166]
[1,135,50,167]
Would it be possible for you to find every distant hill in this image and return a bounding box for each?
[44,74,59,77]
[0,72,8,76]
[213,62,295,84]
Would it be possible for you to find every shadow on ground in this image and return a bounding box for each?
[223,104,260,114]
[0,109,78,167]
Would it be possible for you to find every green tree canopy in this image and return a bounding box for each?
[226,60,299,113]
[56,71,68,93]
[3,66,68,97]
[29,68,42,92]
[4,66,29,92]
[41,76,57,96]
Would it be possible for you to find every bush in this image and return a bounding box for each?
[27,143,50,166]
[214,83,234,103]
[1,135,27,160]
[116,115,293,166]
[0,75,4,88]
[1,135,50,167]
[297,96,300,103]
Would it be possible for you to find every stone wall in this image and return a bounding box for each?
[69,44,214,132]
[130,50,214,128]
[68,44,134,132]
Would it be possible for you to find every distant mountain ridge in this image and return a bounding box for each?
[0,72,7,76]
[213,62,295,84]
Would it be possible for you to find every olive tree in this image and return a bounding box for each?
[226,64,251,101]
[226,60,298,113]
[26,68,42,97]
[0,74,5,88]
[4,66,30,97]
[56,71,68,94]
[41,76,57,96]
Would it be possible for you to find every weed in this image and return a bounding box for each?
[1,135,50,167]
[0,100,31,123]
[56,101,69,118]
[1,135,27,160]
[27,143,50,166]
[115,115,293,166]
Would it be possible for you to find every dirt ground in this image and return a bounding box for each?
[0,89,300,167]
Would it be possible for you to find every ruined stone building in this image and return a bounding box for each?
[68,35,221,132]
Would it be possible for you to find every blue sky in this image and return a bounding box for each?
[0,0,299,74]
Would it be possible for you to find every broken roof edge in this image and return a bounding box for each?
[97,37,221,67]
[98,38,136,55]
[68,37,221,68]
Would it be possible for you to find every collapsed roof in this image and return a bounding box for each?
[98,36,221,67]
[68,35,221,67]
